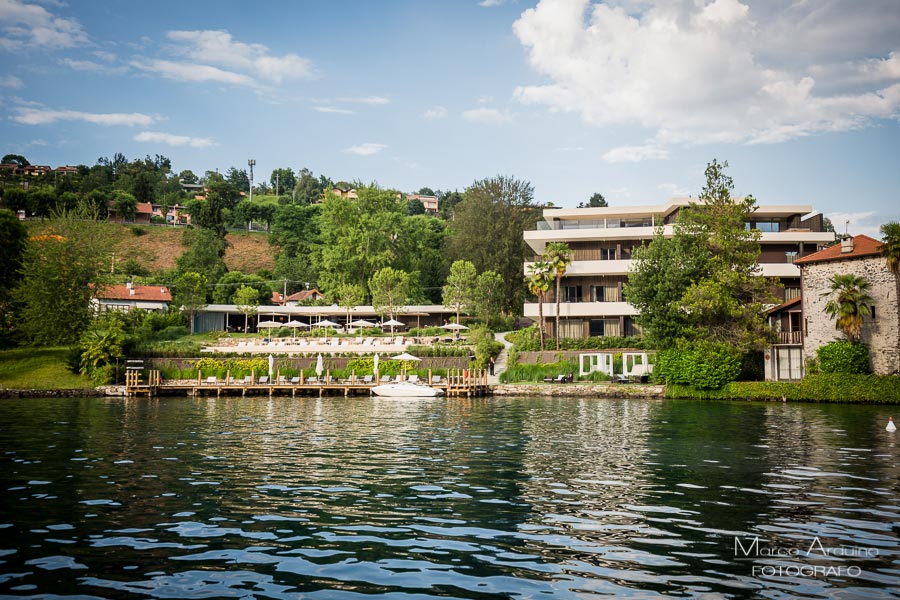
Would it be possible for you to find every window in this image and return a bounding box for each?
[870,305,876,320]
[785,251,798,263]
[588,319,621,337]
[561,285,581,303]
[601,247,617,260]
[590,285,618,302]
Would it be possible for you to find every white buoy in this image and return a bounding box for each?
[887,417,897,432]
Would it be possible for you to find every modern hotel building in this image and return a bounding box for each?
[523,199,835,340]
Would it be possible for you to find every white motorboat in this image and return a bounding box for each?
[371,381,444,398]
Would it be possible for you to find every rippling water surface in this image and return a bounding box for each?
[1,396,899,599]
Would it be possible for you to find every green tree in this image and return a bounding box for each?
[2,154,29,166]
[234,285,260,333]
[822,273,873,344]
[113,190,138,222]
[78,315,127,384]
[543,241,573,350]
[579,193,607,208]
[442,260,477,324]
[395,215,448,304]
[318,186,403,295]
[332,282,367,327]
[438,190,464,219]
[447,176,540,315]
[370,267,410,327]
[292,168,324,205]
[226,167,250,192]
[2,187,28,211]
[211,272,272,304]
[880,221,900,373]
[175,228,227,283]
[179,169,199,184]
[405,198,425,216]
[27,186,57,219]
[174,271,208,334]
[472,270,504,327]
[525,259,553,350]
[269,168,296,196]
[14,204,113,345]
[0,209,28,344]
[626,160,775,352]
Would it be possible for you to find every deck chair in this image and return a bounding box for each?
[362,374,373,383]
[258,376,269,384]
[431,375,442,384]
[241,375,253,384]
[278,375,287,384]
[205,376,218,385]
[290,376,300,384]
[380,375,392,383]
[307,376,318,384]
[408,374,419,383]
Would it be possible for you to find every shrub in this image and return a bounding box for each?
[155,325,190,341]
[654,340,741,390]
[130,226,147,236]
[816,341,870,374]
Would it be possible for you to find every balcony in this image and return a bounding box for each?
[777,330,803,344]
[523,301,637,319]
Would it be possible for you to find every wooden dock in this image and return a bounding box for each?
[125,369,491,399]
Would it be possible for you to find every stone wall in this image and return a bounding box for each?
[802,256,899,375]
[492,383,665,398]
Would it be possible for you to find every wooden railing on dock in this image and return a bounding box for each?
[125,368,491,398]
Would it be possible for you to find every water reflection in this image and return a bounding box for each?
[0,396,898,598]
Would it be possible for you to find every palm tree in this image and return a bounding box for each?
[543,242,573,350]
[525,260,553,351]
[821,273,873,344]
[880,222,900,372]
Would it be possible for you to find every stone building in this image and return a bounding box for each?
[795,234,899,375]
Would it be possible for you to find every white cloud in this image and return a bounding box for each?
[479,0,506,7]
[826,211,881,239]
[0,74,24,88]
[314,106,356,115]
[423,105,448,119]
[338,95,390,105]
[0,0,89,49]
[658,182,692,197]
[166,30,315,84]
[513,0,900,148]
[13,107,156,127]
[130,59,257,87]
[462,107,512,124]
[602,143,668,163]
[134,131,215,148]
[60,58,128,75]
[344,143,387,156]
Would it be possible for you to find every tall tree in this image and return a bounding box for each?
[879,221,900,372]
[174,271,208,334]
[822,274,873,344]
[14,204,113,345]
[447,176,540,315]
[473,270,504,327]
[0,209,28,344]
[442,260,477,324]
[332,283,366,327]
[626,160,775,351]
[318,187,403,295]
[225,167,250,192]
[579,193,607,208]
[269,168,296,196]
[369,267,410,326]
[543,242,573,350]
[395,215,448,303]
[175,228,227,283]
[525,259,553,350]
[113,190,137,222]
[234,285,260,333]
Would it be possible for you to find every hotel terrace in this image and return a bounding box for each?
[523,198,836,340]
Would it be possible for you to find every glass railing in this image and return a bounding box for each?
[534,219,655,231]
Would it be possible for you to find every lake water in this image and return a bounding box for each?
[1,396,899,599]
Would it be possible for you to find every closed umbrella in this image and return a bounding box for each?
[268,354,274,381]
[373,353,379,379]
[315,353,324,378]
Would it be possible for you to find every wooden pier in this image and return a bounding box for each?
[125,368,491,399]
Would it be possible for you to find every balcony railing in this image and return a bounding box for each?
[778,330,803,344]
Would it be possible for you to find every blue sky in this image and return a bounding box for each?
[2,0,899,236]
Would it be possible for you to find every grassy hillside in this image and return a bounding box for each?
[27,221,277,275]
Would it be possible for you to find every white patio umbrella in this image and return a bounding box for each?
[440,323,468,330]
[315,353,324,378]
[381,318,404,334]
[285,320,309,328]
[256,320,282,329]
[391,352,420,362]
[313,319,340,328]
[268,354,274,380]
[348,319,377,328]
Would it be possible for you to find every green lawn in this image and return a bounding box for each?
[0,347,95,389]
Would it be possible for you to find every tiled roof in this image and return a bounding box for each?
[767,295,801,315]
[97,284,172,302]
[794,234,882,265]
[285,289,323,302]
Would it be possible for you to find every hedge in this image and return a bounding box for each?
[667,374,900,403]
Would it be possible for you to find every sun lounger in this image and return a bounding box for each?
[241,375,253,384]
[278,375,287,384]
[431,375,442,384]
[543,374,572,383]
[290,376,300,384]
[258,376,269,384]
[307,376,318,384]
[408,374,419,383]
[362,374,373,383]
[205,376,218,385]
[380,375,392,383]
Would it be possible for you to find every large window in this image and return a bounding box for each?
[601,247,617,260]
[588,318,621,337]
[561,286,582,303]
[590,285,619,302]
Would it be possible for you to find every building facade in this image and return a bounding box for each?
[796,235,900,376]
[523,199,835,340]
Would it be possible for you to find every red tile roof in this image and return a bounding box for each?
[794,234,882,265]
[284,289,323,302]
[97,284,172,302]
[767,295,801,314]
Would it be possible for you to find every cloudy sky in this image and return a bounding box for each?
[2,0,898,235]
